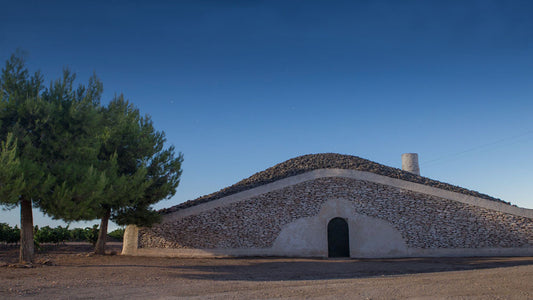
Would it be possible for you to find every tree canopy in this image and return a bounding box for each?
[93,95,183,254]
[0,52,183,261]
[0,53,110,262]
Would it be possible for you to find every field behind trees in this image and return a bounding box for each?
[0,223,123,246]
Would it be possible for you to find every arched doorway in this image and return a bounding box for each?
[328,217,350,257]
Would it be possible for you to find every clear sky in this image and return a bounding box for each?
[1,0,532,230]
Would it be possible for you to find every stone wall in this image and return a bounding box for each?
[163,153,508,213]
[139,177,533,251]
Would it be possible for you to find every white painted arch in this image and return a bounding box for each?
[271,198,408,258]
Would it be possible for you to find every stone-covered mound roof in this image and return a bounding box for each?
[161,153,508,214]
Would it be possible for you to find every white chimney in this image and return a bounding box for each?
[401,153,420,175]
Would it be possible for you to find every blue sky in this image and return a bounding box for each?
[1,0,532,229]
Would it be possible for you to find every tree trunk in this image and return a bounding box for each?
[19,198,34,263]
[94,208,110,255]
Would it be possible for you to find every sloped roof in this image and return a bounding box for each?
[161,153,508,214]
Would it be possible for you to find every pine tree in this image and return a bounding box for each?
[93,95,183,254]
[0,133,24,208]
[0,53,106,262]
[0,52,183,259]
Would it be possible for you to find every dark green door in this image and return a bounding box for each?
[327,217,350,258]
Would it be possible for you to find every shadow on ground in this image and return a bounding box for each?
[2,243,532,282]
[75,256,533,281]
[164,257,533,281]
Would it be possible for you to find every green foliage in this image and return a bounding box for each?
[69,228,88,241]
[72,225,101,245]
[0,53,54,206]
[0,52,183,259]
[0,52,108,219]
[1,223,105,245]
[98,96,183,228]
[108,228,124,241]
[33,225,71,244]
[93,95,183,244]
[1,223,129,245]
[84,225,99,246]
[0,133,24,208]
[0,52,110,262]
[0,223,19,244]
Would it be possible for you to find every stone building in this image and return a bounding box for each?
[122,153,533,258]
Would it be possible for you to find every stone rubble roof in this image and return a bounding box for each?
[161,153,508,214]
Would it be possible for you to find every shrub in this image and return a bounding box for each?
[84,225,99,246]
[54,225,71,243]
[108,228,125,241]
[34,225,71,244]
[0,223,19,244]
[70,227,87,241]
[2,224,107,245]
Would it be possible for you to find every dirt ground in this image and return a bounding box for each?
[1,243,532,299]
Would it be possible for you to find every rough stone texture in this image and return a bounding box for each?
[161,153,508,214]
[140,177,532,250]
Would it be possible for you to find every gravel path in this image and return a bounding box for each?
[1,244,532,299]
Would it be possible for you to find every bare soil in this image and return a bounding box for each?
[1,243,532,299]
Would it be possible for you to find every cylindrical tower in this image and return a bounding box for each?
[401,153,420,175]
